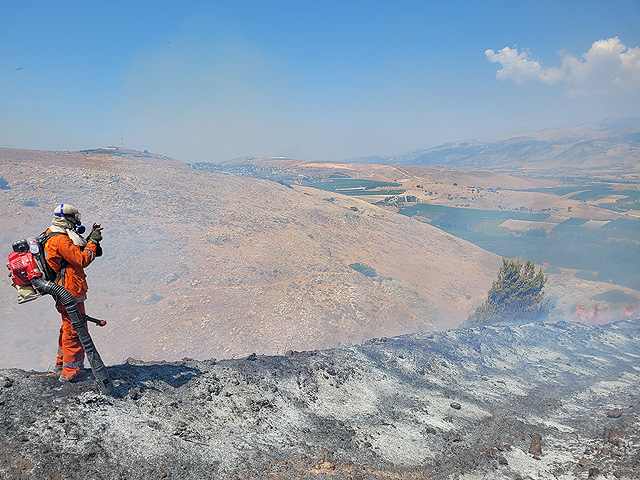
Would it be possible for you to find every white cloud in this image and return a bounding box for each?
[486,37,640,96]
[484,47,563,84]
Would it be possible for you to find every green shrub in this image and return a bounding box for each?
[349,262,377,277]
[526,227,547,238]
[465,258,549,326]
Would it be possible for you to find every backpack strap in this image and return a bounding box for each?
[43,232,69,285]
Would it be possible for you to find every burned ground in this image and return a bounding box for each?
[1,319,639,480]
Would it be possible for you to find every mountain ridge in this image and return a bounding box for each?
[342,119,640,177]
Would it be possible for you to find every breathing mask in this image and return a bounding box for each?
[54,204,86,234]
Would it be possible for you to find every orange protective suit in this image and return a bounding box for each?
[44,230,99,380]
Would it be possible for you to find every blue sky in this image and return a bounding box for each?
[1,1,639,162]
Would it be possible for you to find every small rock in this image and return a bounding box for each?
[529,433,542,456]
[127,388,140,400]
[579,457,593,467]
[614,469,631,478]
[318,460,335,470]
[450,402,462,410]
[1,377,13,388]
[620,414,636,424]
[497,456,508,465]
[485,448,497,459]
[606,408,623,418]
[588,467,600,478]
[55,411,65,424]
[247,353,257,361]
[603,426,627,441]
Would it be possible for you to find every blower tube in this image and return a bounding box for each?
[31,276,115,396]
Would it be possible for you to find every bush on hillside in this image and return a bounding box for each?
[526,227,547,238]
[349,263,377,278]
[465,258,549,326]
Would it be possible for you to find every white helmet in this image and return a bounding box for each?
[53,203,81,225]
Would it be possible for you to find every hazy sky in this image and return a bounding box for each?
[1,1,639,163]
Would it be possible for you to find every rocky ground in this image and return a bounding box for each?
[1,319,639,480]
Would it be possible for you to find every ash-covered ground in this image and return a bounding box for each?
[1,320,639,480]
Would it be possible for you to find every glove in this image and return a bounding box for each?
[88,223,103,244]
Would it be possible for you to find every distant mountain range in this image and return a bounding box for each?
[346,118,640,175]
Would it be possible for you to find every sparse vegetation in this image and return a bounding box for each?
[328,172,350,178]
[591,289,638,303]
[465,258,549,326]
[526,227,547,238]
[349,262,377,277]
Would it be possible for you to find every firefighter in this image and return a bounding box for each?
[44,204,103,382]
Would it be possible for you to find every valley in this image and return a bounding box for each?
[2,125,639,372]
[191,155,640,325]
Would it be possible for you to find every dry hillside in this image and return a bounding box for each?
[1,148,503,371]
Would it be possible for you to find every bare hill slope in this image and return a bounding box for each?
[0,148,502,370]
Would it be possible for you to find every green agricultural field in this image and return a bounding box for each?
[349,189,406,196]
[399,204,640,290]
[309,178,403,193]
[520,186,590,196]
[402,203,551,224]
[515,184,640,213]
